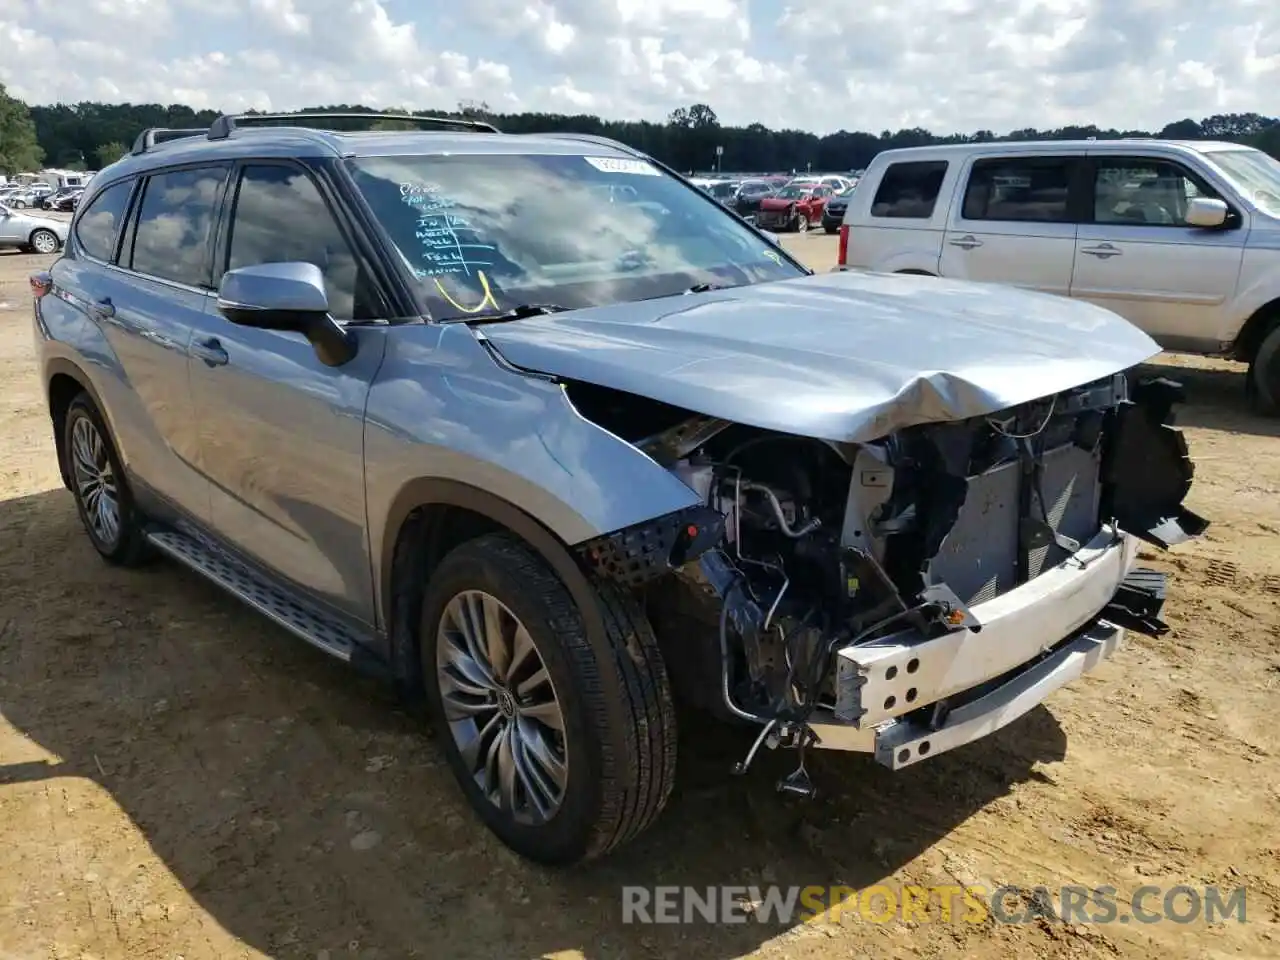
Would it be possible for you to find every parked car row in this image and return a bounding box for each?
[691,173,858,231]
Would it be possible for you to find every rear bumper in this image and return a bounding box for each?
[808,525,1139,766]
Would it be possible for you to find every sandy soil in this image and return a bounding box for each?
[1,235,1278,959]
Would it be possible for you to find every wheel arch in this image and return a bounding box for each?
[45,358,109,491]
[1231,297,1280,363]
[379,478,618,700]
[28,225,60,250]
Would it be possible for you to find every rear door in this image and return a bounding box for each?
[62,168,228,519]
[1069,154,1247,348]
[940,154,1084,296]
[186,160,389,625]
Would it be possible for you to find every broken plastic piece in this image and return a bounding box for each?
[1102,567,1169,637]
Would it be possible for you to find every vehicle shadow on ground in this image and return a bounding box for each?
[1135,359,1280,438]
[0,488,1067,960]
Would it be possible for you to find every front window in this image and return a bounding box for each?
[347,153,804,319]
[774,185,810,200]
[1207,148,1280,218]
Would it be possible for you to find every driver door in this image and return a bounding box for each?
[1070,155,1246,347]
[186,160,390,625]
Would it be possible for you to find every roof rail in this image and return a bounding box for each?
[130,127,208,156]
[527,132,639,155]
[207,111,501,140]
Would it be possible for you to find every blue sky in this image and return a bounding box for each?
[2,0,1277,134]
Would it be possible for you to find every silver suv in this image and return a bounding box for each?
[838,139,1280,410]
[32,113,1205,864]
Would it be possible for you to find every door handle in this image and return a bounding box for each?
[948,235,983,249]
[1081,243,1122,258]
[90,297,115,319]
[190,336,229,367]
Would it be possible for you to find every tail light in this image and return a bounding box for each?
[30,272,52,299]
[837,224,850,266]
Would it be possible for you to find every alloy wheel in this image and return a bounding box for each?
[435,589,569,824]
[32,230,58,254]
[70,415,120,547]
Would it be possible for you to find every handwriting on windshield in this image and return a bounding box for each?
[399,182,497,279]
[399,182,498,313]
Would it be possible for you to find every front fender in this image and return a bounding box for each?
[363,322,702,622]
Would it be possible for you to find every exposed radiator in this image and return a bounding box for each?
[926,443,1102,605]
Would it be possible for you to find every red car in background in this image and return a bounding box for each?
[755,181,835,232]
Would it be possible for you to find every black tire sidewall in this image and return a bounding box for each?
[64,396,140,561]
[1251,324,1280,413]
[419,539,606,864]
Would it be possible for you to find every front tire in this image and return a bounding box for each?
[64,394,151,565]
[796,213,809,233]
[420,533,677,865]
[1249,322,1280,415]
[30,228,59,255]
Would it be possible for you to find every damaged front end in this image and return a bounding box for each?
[574,374,1207,796]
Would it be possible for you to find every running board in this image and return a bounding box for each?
[145,529,358,662]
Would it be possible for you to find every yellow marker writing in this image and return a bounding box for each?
[433,269,498,314]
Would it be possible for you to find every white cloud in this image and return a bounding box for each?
[0,0,1277,134]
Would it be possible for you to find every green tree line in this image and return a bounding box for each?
[3,82,1279,177]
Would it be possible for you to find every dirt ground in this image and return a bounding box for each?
[1,233,1278,960]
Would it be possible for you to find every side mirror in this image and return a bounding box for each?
[1186,197,1229,228]
[217,261,357,367]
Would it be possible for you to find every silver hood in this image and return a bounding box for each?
[480,270,1161,443]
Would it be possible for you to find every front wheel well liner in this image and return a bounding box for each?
[381,480,627,708]
[1233,298,1280,363]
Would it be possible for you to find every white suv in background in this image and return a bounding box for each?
[836,139,1280,410]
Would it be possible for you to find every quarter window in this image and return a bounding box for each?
[1092,158,1218,227]
[871,161,948,218]
[128,167,227,286]
[962,158,1075,223]
[74,180,133,262]
[225,164,368,320]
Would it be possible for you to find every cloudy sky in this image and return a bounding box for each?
[1,0,1277,135]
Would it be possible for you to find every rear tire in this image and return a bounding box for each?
[420,533,677,865]
[1248,322,1280,415]
[64,393,152,566]
[824,225,838,235]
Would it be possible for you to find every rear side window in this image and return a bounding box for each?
[75,180,133,261]
[962,157,1074,223]
[870,161,948,218]
[128,167,227,287]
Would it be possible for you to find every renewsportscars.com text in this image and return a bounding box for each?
[621,883,1248,926]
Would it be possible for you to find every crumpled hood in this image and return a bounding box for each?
[479,270,1162,443]
[759,197,799,209]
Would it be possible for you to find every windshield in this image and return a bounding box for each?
[775,185,810,199]
[347,153,804,319]
[1208,149,1280,218]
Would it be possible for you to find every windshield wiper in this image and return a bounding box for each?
[447,303,572,324]
[684,282,729,294]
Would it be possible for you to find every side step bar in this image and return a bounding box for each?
[145,529,359,662]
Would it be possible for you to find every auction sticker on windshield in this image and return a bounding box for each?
[584,156,661,176]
